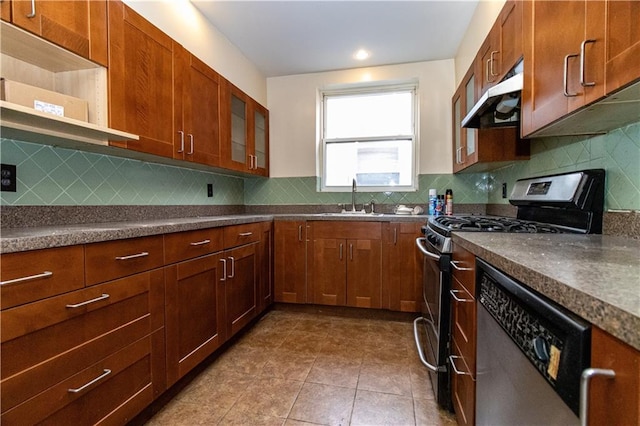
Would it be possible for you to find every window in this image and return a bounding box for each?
[320,83,418,191]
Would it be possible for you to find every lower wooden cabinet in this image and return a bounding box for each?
[274,220,307,303]
[449,243,476,426]
[223,242,258,338]
[165,252,225,386]
[257,221,273,313]
[0,269,165,424]
[383,222,423,312]
[309,221,382,308]
[587,326,640,425]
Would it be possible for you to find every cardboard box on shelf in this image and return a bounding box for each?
[0,78,88,122]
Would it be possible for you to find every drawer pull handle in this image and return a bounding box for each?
[66,293,110,308]
[450,289,473,303]
[26,0,35,18]
[450,261,473,271]
[238,232,253,237]
[190,239,211,246]
[449,355,474,379]
[115,252,149,260]
[67,369,111,393]
[0,271,52,286]
[580,368,615,426]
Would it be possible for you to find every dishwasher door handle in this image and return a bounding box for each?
[413,317,446,373]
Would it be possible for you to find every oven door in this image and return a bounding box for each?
[414,236,452,410]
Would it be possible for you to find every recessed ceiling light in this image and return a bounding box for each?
[354,49,370,61]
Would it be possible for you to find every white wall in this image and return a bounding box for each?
[267,60,456,178]
[454,0,505,86]
[122,0,267,105]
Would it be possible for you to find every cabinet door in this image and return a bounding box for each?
[452,90,464,173]
[588,327,640,425]
[274,221,307,304]
[11,0,107,65]
[346,238,382,308]
[1,1,11,21]
[248,101,269,176]
[165,252,224,385]
[385,222,422,312]
[478,28,500,95]
[107,1,174,158]
[224,243,257,338]
[220,81,249,172]
[174,44,221,166]
[497,0,523,78]
[258,221,273,313]
[311,238,347,306]
[604,0,640,94]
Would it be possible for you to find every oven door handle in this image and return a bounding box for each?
[413,317,446,373]
[415,237,441,261]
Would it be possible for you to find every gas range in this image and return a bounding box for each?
[423,169,605,253]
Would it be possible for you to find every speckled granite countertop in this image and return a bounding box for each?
[453,233,640,351]
[0,213,427,253]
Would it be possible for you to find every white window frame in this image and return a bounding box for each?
[319,81,419,192]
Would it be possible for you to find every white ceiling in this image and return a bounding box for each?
[191,1,479,77]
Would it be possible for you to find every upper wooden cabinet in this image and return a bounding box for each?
[453,63,528,173]
[8,0,107,66]
[521,0,639,137]
[107,1,174,158]
[173,43,222,167]
[220,80,269,176]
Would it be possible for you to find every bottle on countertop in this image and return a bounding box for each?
[435,195,444,216]
[428,188,437,215]
[445,189,453,215]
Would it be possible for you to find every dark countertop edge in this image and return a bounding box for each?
[452,233,640,351]
[0,214,428,253]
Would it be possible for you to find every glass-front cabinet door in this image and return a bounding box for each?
[465,74,477,160]
[249,104,269,176]
[231,94,247,165]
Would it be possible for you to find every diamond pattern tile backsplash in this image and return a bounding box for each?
[0,139,244,205]
[1,120,638,210]
[488,121,640,210]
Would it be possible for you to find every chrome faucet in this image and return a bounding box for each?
[351,178,357,212]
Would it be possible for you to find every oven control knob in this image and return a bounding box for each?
[533,336,550,362]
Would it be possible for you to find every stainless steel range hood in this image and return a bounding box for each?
[462,62,523,129]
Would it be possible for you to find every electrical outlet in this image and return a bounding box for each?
[1,164,17,192]
[207,183,213,197]
[502,182,507,199]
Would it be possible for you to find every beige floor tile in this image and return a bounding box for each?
[414,397,457,426]
[357,362,413,396]
[306,355,362,389]
[176,369,255,409]
[145,399,226,425]
[261,350,317,381]
[213,344,274,376]
[284,419,326,426]
[230,377,304,418]
[350,389,415,426]
[409,365,435,401]
[218,408,286,426]
[288,382,356,426]
[281,330,328,354]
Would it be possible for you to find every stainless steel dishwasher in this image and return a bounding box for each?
[475,259,590,425]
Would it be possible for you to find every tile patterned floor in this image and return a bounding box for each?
[146,309,457,426]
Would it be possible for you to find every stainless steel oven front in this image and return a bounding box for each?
[414,236,452,411]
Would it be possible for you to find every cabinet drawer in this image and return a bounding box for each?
[0,245,84,310]
[451,339,476,426]
[223,222,261,248]
[85,235,164,285]
[311,221,382,240]
[451,242,475,290]
[164,227,224,264]
[1,271,159,382]
[2,335,154,425]
[451,276,476,374]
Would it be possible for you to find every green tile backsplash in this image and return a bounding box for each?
[1,120,638,210]
[0,139,245,206]
[488,121,640,210]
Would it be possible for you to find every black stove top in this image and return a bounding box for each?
[431,215,567,234]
